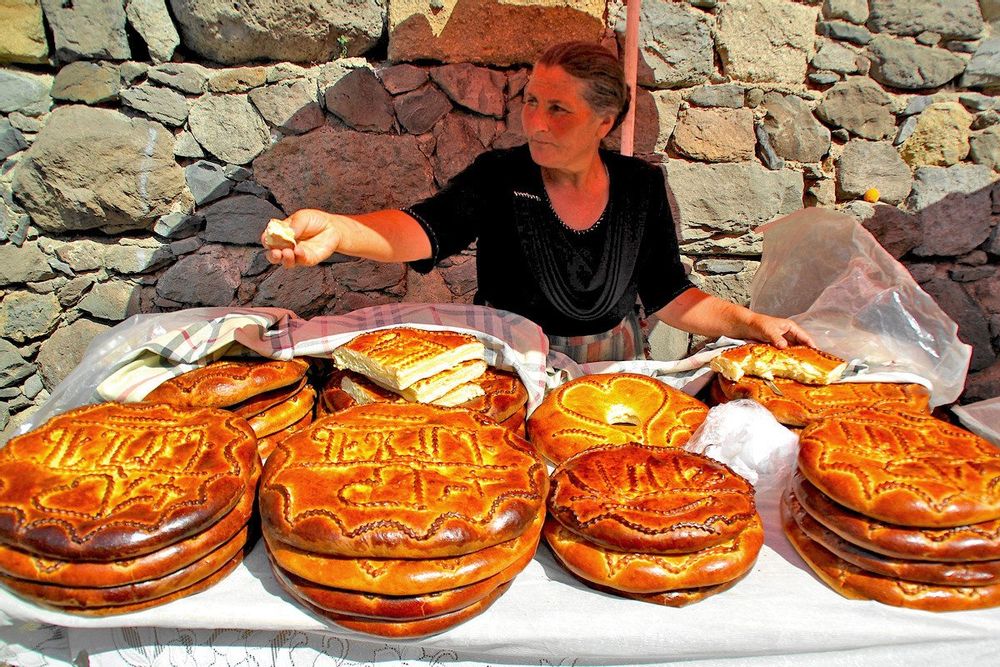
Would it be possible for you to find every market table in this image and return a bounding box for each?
[3,481,999,667]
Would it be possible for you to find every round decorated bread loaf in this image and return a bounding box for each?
[548,444,756,554]
[527,373,708,464]
[259,403,548,559]
[798,408,1000,528]
[143,358,310,408]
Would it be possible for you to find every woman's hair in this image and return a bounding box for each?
[536,41,631,131]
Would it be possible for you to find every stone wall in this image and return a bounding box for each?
[1,0,998,439]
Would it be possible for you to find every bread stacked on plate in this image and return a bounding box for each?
[782,408,1000,611]
[707,343,930,425]
[0,402,259,615]
[527,373,709,465]
[144,357,314,459]
[543,443,763,606]
[318,327,529,435]
[259,402,548,638]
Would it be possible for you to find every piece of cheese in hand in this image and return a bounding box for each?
[263,218,297,250]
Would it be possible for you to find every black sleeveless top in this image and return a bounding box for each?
[405,146,693,337]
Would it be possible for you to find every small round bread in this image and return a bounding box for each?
[548,444,756,554]
[263,515,541,596]
[143,358,310,408]
[461,367,529,423]
[270,541,532,620]
[0,486,254,588]
[717,377,930,427]
[786,488,1000,586]
[527,373,709,465]
[781,495,1000,612]
[543,517,763,594]
[0,526,249,608]
[38,551,245,617]
[317,369,358,415]
[287,580,511,639]
[798,408,1000,528]
[0,402,259,561]
[791,470,1000,563]
[247,384,316,438]
[260,403,547,559]
[591,572,747,608]
[231,377,308,419]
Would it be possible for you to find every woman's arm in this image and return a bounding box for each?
[654,287,815,348]
[262,208,432,268]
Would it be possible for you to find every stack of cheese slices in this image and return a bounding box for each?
[144,357,314,460]
[259,402,549,638]
[0,403,259,615]
[708,343,930,427]
[783,408,1000,612]
[319,327,529,435]
[544,443,763,606]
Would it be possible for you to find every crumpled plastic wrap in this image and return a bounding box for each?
[685,399,799,491]
[953,396,1000,446]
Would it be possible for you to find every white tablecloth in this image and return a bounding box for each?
[3,485,999,667]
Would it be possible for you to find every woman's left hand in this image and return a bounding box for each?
[744,312,815,349]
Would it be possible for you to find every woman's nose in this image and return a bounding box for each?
[522,106,545,134]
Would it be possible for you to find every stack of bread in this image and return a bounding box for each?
[144,357,314,459]
[259,402,548,638]
[318,327,529,435]
[527,372,709,465]
[544,443,763,606]
[707,343,930,426]
[0,402,259,615]
[783,407,1000,611]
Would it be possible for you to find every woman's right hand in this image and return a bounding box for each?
[262,209,343,268]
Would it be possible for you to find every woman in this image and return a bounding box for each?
[263,41,813,362]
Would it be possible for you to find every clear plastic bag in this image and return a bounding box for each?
[751,208,971,406]
[953,397,1000,446]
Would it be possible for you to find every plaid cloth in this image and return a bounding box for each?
[545,311,645,365]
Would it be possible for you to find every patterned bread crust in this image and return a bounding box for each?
[143,358,310,408]
[786,488,1000,586]
[781,494,1000,612]
[0,525,249,608]
[230,377,308,419]
[247,385,316,438]
[332,327,485,390]
[263,515,542,596]
[798,408,1000,528]
[589,572,747,608]
[710,344,847,385]
[260,403,548,558]
[527,373,709,465]
[269,540,533,621]
[256,411,314,462]
[286,580,511,639]
[36,551,245,617]
[499,404,527,438]
[543,516,763,594]
[460,368,529,422]
[318,370,359,414]
[0,486,254,588]
[718,377,930,427]
[548,444,756,554]
[791,470,1000,563]
[0,402,259,561]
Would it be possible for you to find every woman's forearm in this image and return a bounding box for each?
[335,210,433,263]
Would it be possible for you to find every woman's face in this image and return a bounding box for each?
[522,64,615,171]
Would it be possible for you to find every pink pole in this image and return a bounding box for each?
[620,0,641,157]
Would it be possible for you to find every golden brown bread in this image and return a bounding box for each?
[543,516,763,594]
[781,493,1000,612]
[260,403,548,558]
[718,377,931,427]
[710,344,847,385]
[143,358,310,408]
[0,486,254,588]
[798,408,1000,527]
[264,515,541,596]
[527,373,709,465]
[318,369,359,415]
[461,367,529,423]
[35,551,245,616]
[499,405,527,437]
[0,526,249,608]
[548,444,756,554]
[269,540,533,620]
[590,572,747,607]
[230,377,308,419]
[246,384,316,438]
[0,402,259,561]
[787,488,1000,586]
[791,470,1000,563]
[332,327,485,391]
[285,580,511,639]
